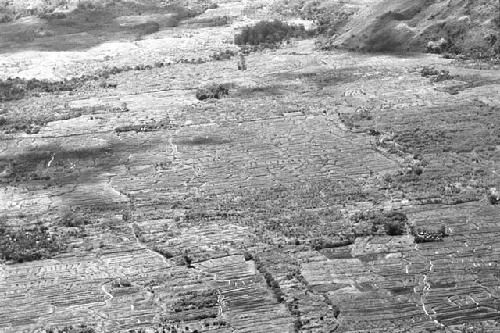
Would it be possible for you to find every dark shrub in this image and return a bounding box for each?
[353,210,408,236]
[0,14,14,23]
[45,324,95,333]
[59,210,90,227]
[0,77,81,102]
[234,19,307,46]
[0,81,26,101]
[384,219,406,236]
[196,84,230,100]
[421,66,440,77]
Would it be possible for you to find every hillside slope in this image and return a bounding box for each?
[344,0,499,55]
[280,0,499,56]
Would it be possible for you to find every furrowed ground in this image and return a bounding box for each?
[0,0,499,332]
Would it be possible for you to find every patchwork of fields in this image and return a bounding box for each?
[1,1,499,332]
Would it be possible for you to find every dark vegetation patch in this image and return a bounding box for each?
[196,83,231,101]
[0,77,81,102]
[234,19,309,47]
[338,107,373,130]
[351,211,408,236]
[0,0,211,53]
[312,236,354,251]
[59,208,92,228]
[254,255,285,303]
[43,324,95,333]
[208,49,236,61]
[419,16,500,60]
[0,223,65,263]
[420,66,454,82]
[166,289,219,322]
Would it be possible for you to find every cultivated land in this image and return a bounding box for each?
[0,1,499,332]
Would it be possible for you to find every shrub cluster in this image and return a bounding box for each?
[195,83,230,101]
[0,77,83,102]
[44,324,95,333]
[209,49,235,61]
[0,224,65,263]
[421,66,453,82]
[352,211,408,236]
[0,80,26,101]
[0,14,14,23]
[234,19,307,46]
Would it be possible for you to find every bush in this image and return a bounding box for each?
[59,209,91,227]
[0,14,14,23]
[352,210,408,236]
[234,19,307,46]
[0,81,26,102]
[44,324,95,333]
[196,83,230,100]
[0,77,82,102]
[384,218,406,236]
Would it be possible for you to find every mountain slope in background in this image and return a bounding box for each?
[274,0,500,57]
[339,0,499,56]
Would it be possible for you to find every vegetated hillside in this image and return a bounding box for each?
[278,0,500,57]
[347,0,499,56]
[0,0,217,53]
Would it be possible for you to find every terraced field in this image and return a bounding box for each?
[1,1,499,332]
